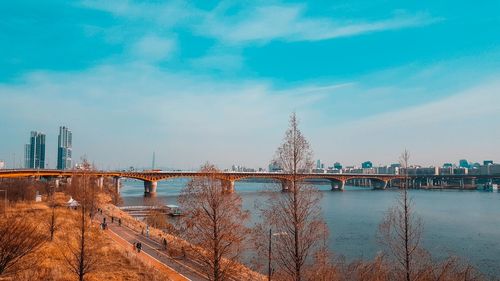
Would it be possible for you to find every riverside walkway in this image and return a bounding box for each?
[98,213,206,281]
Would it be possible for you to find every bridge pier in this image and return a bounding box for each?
[221,180,235,193]
[330,180,345,191]
[281,180,293,192]
[373,179,389,190]
[113,177,121,193]
[96,176,104,190]
[144,180,158,194]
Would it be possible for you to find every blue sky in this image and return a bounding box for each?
[1,0,499,169]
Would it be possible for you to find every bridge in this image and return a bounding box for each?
[0,169,403,193]
[1,169,499,193]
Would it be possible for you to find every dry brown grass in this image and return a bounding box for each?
[102,202,265,281]
[0,194,172,281]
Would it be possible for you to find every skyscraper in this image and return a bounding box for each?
[25,131,46,169]
[57,126,72,170]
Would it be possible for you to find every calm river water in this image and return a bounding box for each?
[120,179,500,277]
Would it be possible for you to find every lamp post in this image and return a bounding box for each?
[268,230,287,281]
[268,229,271,281]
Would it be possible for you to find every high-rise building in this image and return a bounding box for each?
[57,126,72,170]
[316,159,322,169]
[458,159,469,168]
[24,144,30,168]
[25,131,46,169]
[361,161,373,169]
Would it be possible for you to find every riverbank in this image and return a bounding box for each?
[101,201,265,281]
[0,196,174,281]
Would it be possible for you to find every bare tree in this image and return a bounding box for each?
[0,215,47,276]
[258,112,328,281]
[0,179,36,202]
[47,197,59,241]
[62,168,101,281]
[378,149,424,281]
[178,164,249,281]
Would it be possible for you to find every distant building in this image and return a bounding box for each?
[268,162,282,172]
[376,166,399,174]
[443,163,453,168]
[24,144,30,168]
[57,126,72,170]
[403,167,439,176]
[316,159,322,169]
[25,131,46,169]
[388,163,401,175]
[453,167,468,175]
[490,164,500,175]
[458,159,469,168]
[0,160,5,169]
[484,160,494,166]
[333,162,342,170]
[361,161,373,169]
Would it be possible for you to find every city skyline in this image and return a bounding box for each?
[1,1,499,169]
[3,126,497,171]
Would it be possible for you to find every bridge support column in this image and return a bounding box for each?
[97,176,104,190]
[221,180,235,193]
[330,180,345,191]
[113,177,121,193]
[144,180,157,194]
[281,180,293,192]
[373,180,389,190]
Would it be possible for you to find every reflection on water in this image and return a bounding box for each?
[119,178,500,277]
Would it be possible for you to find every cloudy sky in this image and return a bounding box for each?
[1,1,499,170]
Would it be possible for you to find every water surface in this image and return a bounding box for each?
[120,179,500,277]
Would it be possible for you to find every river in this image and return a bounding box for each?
[119,179,500,277]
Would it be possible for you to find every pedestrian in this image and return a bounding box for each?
[103,217,106,224]
[111,216,114,223]
[118,218,122,226]
[146,225,149,238]
[181,246,186,259]
[162,237,168,251]
[137,242,142,253]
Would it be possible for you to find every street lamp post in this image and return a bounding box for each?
[268,228,272,281]
[268,230,287,281]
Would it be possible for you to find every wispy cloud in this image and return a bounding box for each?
[131,35,177,62]
[199,5,441,44]
[81,1,441,46]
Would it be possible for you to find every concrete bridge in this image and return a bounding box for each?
[2,169,498,194]
[0,169,403,193]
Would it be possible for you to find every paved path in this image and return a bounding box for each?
[99,215,207,281]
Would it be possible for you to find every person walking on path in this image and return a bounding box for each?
[118,218,122,226]
[137,242,142,253]
[162,237,168,251]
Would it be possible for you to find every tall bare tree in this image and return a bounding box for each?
[379,149,423,281]
[62,165,101,281]
[0,215,47,276]
[259,112,328,281]
[178,164,249,281]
